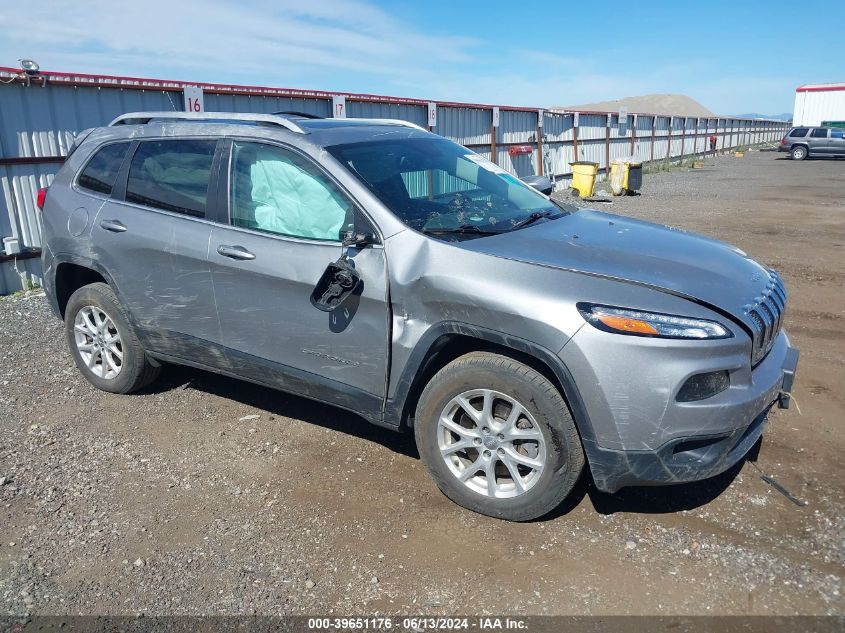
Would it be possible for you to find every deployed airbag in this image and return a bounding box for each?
[249,149,346,240]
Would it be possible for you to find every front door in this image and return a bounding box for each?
[208,140,390,401]
[830,128,845,155]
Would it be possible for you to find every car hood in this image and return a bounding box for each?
[459,209,775,330]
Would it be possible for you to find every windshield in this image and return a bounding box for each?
[328,138,572,239]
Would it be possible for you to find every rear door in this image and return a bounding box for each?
[208,140,390,400]
[809,127,831,154]
[91,138,221,349]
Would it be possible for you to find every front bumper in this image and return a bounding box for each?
[584,403,772,493]
[561,328,799,493]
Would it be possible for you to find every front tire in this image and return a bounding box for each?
[414,352,584,521]
[791,145,808,160]
[65,282,160,394]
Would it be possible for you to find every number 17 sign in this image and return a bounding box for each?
[332,95,347,119]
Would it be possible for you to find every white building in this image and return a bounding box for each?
[793,83,845,126]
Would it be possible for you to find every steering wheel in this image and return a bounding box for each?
[419,193,491,232]
[444,192,469,213]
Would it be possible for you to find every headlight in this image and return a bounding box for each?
[577,303,731,339]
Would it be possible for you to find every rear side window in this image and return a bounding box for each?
[126,140,217,218]
[788,128,809,137]
[78,142,130,195]
[811,128,829,138]
[832,129,844,139]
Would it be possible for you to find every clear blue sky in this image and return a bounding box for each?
[1,0,841,115]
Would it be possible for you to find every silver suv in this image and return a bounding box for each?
[779,126,845,159]
[39,112,799,521]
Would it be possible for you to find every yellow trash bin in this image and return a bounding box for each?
[570,161,598,198]
[610,160,627,196]
[610,160,643,195]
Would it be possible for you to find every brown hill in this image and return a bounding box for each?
[552,94,716,117]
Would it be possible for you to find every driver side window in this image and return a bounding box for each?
[230,142,351,241]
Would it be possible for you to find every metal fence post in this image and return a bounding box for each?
[697,118,703,156]
[536,110,544,176]
[666,117,672,161]
[718,118,723,152]
[490,108,497,164]
[630,115,636,157]
[650,116,656,163]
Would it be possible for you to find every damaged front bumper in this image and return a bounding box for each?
[563,329,799,494]
[583,405,771,494]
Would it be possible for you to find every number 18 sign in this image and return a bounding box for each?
[183,86,204,113]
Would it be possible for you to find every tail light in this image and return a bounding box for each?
[780,138,788,145]
[36,187,48,210]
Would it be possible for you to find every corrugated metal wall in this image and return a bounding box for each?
[793,88,845,127]
[347,101,427,126]
[0,68,789,294]
[437,106,491,146]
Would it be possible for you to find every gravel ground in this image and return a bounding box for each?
[1,150,843,617]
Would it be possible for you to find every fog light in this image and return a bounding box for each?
[676,370,730,402]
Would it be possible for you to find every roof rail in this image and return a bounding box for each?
[272,110,324,119]
[359,118,426,131]
[108,111,306,134]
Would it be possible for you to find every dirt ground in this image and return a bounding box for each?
[0,150,843,617]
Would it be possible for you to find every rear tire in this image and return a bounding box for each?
[791,145,808,160]
[414,352,584,521]
[65,282,161,394]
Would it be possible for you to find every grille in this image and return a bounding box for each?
[745,270,787,366]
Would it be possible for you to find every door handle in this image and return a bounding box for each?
[217,244,256,261]
[99,219,127,233]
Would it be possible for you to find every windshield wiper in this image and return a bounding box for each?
[510,210,559,229]
[422,224,501,236]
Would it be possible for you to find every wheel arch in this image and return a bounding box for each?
[385,323,597,444]
[50,254,128,319]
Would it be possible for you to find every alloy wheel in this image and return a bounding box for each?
[73,305,124,380]
[437,389,547,498]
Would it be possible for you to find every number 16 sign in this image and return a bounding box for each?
[183,86,204,113]
[427,102,437,128]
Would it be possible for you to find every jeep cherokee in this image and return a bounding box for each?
[39,111,799,521]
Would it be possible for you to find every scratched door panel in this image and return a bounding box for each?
[208,226,390,397]
[91,200,219,344]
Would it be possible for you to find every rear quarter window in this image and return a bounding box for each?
[77,142,130,195]
[788,128,809,138]
[125,139,217,218]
